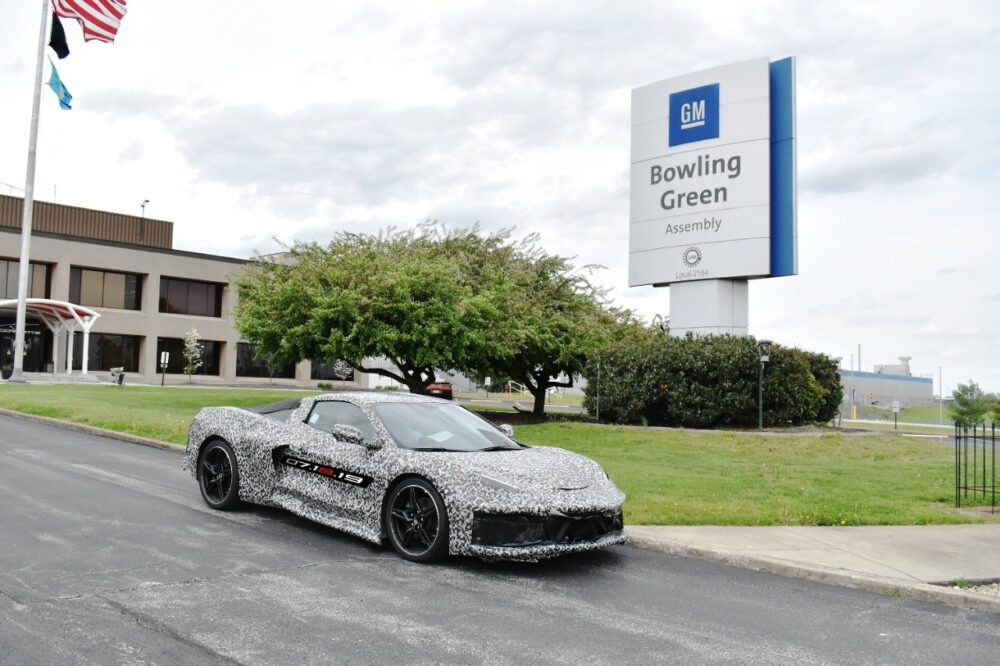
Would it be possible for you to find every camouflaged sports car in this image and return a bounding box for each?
[184,391,627,562]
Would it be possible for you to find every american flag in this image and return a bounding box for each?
[52,0,128,44]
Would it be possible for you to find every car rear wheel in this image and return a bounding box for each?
[198,439,241,510]
[385,478,449,562]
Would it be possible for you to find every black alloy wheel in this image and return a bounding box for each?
[198,440,241,510]
[385,478,449,562]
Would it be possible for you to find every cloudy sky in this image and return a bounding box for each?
[2,1,998,393]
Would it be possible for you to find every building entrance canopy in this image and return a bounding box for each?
[0,298,100,375]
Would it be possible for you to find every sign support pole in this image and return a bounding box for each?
[9,0,52,383]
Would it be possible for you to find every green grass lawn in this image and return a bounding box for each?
[856,404,954,426]
[0,384,973,526]
[0,384,321,444]
[516,423,970,526]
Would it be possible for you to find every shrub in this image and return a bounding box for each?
[581,324,668,425]
[583,332,841,428]
[802,350,843,423]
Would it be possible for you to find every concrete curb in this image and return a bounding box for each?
[625,528,1000,614]
[0,408,186,454]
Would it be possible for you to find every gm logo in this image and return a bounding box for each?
[669,83,720,146]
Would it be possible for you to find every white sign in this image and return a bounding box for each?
[892,401,900,413]
[629,58,773,286]
[160,351,170,367]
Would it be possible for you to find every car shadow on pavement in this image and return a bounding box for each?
[227,503,628,573]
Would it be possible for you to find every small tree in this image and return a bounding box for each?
[331,359,353,381]
[182,328,203,383]
[949,380,991,426]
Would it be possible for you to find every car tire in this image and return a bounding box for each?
[384,478,449,563]
[197,439,241,510]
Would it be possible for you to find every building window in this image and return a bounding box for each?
[69,267,142,310]
[72,333,141,372]
[0,259,49,300]
[156,337,222,375]
[236,342,295,378]
[310,359,354,381]
[159,277,223,317]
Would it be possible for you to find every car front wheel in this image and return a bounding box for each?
[198,439,241,510]
[385,478,449,562]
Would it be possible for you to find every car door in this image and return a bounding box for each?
[279,400,381,523]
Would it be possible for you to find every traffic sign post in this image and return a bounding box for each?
[160,351,169,387]
[892,400,900,430]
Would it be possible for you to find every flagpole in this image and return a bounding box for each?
[9,0,52,383]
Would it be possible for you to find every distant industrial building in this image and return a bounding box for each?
[840,356,934,411]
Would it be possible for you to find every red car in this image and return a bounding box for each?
[424,382,454,400]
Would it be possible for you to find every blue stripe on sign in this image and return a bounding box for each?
[769,57,796,277]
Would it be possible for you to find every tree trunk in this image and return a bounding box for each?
[404,377,430,395]
[531,384,546,417]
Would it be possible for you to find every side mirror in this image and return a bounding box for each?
[330,424,378,449]
[499,424,514,438]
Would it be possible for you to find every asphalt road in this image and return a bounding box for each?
[0,415,997,665]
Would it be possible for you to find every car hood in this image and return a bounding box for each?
[436,445,607,492]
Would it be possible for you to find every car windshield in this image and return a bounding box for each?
[373,402,521,452]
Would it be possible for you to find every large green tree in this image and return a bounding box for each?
[235,224,621,413]
[949,380,992,426]
[234,227,505,395]
[452,237,625,416]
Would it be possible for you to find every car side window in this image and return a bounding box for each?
[305,401,376,443]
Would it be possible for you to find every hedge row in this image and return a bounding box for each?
[581,332,842,428]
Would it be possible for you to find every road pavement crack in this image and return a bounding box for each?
[100,595,246,666]
[0,584,26,607]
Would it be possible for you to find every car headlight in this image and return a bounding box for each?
[476,473,523,493]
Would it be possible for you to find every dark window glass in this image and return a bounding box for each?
[305,401,376,442]
[209,284,222,317]
[69,267,81,303]
[124,274,141,310]
[156,337,222,375]
[68,267,142,310]
[236,342,295,378]
[0,260,49,300]
[158,278,223,317]
[168,279,187,314]
[310,359,354,381]
[72,334,140,372]
[1,314,52,372]
[188,281,208,317]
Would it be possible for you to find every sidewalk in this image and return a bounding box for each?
[626,525,1000,613]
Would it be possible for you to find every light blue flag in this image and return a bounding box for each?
[47,60,73,110]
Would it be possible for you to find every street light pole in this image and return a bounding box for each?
[757,340,771,431]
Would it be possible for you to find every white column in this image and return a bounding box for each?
[66,329,74,375]
[669,279,749,337]
[81,329,90,375]
[51,325,59,375]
